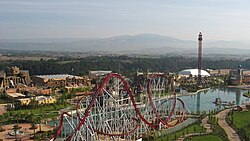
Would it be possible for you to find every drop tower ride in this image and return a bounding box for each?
[198,32,202,85]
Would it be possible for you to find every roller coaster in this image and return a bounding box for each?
[49,73,187,141]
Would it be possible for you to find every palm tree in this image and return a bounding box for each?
[29,122,37,139]
[13,124,21,141]
[27,113,37,139]
[35,116,42,132]
[0,116,4,132]
[26,113,35,123]
[13,112,20,127]
[29,97,38,108]
[12,112,22,141]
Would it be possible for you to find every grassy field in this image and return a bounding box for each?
[230,110,250,140]
[232,110,250,128]
[185,134,223,141]
[5,103,72,120]
[155,122,204,141]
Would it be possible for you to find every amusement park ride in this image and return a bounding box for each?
[49,73,187,141]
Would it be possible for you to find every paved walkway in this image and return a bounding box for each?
[216,109,241,141]
[201,116,212,134]
[176,116,212,141]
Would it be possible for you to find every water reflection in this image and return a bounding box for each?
[235,89,241,105]
[196,93,200,114]
[180,88,249,114]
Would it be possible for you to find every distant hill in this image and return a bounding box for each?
[0,33,250,55]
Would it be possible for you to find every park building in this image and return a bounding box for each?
[177,69,210,88]
[228,65,250,85]
[89,70,112,79]
[4,87,56,107]
[178,69,210,77]
[0,66,31,91]
[32,74,91,88]
[207,69,231,76]
[17,96,56,105]
[5,92,26,99]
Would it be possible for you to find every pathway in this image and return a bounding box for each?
[0,123,54,141]
[176,116,212,141]
[216,109,241,141]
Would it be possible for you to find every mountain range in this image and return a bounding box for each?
[0,33,250,55]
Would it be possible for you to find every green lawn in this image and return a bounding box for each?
[232,110,250,128]
[230,110,250,140]
[1,103,72,123]
[9,104,68,116]
[185,134,223,141]
[155,122,204,141]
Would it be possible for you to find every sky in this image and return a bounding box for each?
[1,0,250,41]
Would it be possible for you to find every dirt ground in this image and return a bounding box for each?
[0,123,54,141]
[0,105,6,115]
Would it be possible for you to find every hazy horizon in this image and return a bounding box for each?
[1,0,250,41]
[1,33,250,44]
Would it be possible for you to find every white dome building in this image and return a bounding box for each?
[178,69,210,77]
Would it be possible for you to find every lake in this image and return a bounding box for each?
[179,88,250,114]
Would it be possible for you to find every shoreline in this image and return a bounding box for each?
[228,85,250,90]
[176,87,211,97]
[150,87,211,102]
[243,93,250,98]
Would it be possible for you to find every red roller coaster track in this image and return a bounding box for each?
[49,73,186,141]
[147,74,186,128]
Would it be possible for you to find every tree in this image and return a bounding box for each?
[12,124,21,141]
[30,122,37,139]
[13,112,20,127]
[26,113,35,122]
[29,97,38,108]
[35,116,42,132]
[0,116,5,132]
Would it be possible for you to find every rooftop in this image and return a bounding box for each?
[35,74,82,79]
[179,69,211,77]
[18,96,54,101]
[89,71,112,77]
[6,93,25,98]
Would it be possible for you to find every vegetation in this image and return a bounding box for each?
[207,110,229,141]
[0,56,248,76]
[227,110,250,140]
[151,121,205,141]
[29,123,37,139]
[12,124,21,141]
[0,103,70,125]
[185,134,223,141]
[208,76,227,87]
[71,86,92,93]
[0,94,14,104]
[154,111,228,141]
[231,110,250,129]
[0,104,61,140]
[0,55,249,140]
[33,130,54,140]
[243,91,250,98]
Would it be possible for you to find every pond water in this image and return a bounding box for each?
[8,130,24,136]
[179,88,250,114]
